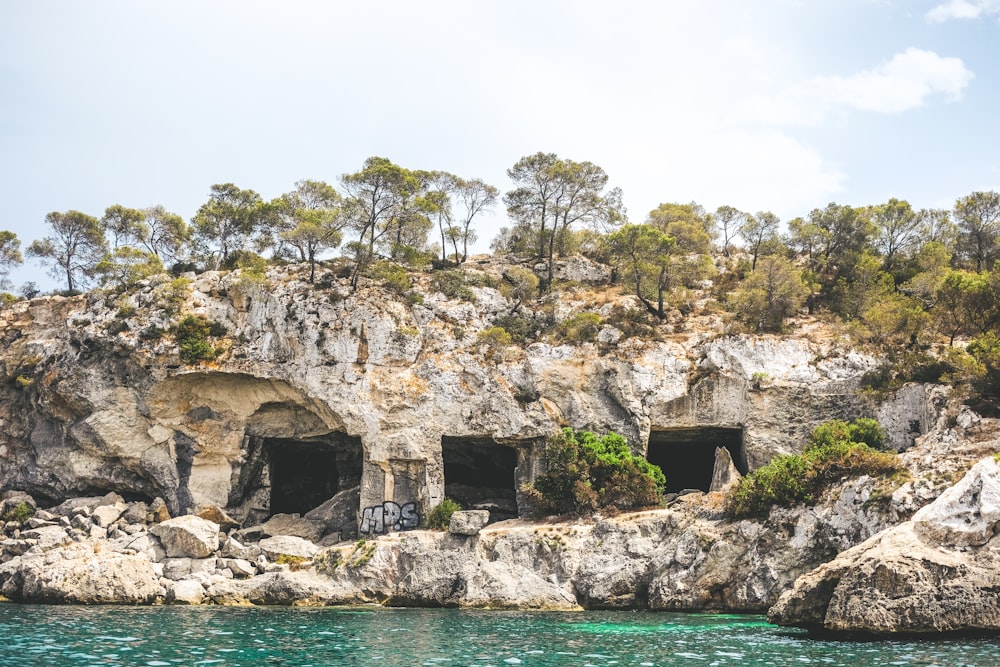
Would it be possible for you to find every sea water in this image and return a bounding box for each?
[0,605,997,667]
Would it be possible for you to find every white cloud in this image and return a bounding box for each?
[821,48,973,112]
[731,48,973,126]
[927,0,1000,22]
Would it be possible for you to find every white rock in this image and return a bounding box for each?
[151,515,220,558]
[258,535,319,560]
[168,578,205,604]
[449,510,490,536]
[91,502,126,528]
[912,457,1000,547]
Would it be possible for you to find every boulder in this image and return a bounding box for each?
[221,536,261,561]
[49,492,125,518]
[162,557,217,581]
[769,457,1000,635]
[151,515,220,558]
[20,525,71,551]
[196,505,239,532]
[114,532,166,562]
[206,570,349,605]
[449,510,490,536]
[709,446,741,493]
[167,578,205,604]
[149,497,171,523]
[261,513,325,542]
[258,535,320,561]
[220,557,256,578]
[304,486,361,540]
[0,543,162,603]
[91,502,126,528]
[122,501,150,525]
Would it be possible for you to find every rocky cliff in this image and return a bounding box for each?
[0,257,990,618]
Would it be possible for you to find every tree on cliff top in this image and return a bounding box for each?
[340,157,423,289]
[192,183,271,270]
[504,152,623,291]
[274,180,346,283]
[27,210,106,292]
[0,230,23,291]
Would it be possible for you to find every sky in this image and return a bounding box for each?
[2,0,999,290]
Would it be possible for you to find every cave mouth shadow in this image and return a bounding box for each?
[441,436,520,519]
[647,427,747,494]
[265,435,362,516]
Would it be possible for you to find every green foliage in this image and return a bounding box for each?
[93,247,164,290]
[173,315,225,364]
[1,502,35,523]
[726,418,899,518]
[558,311,601,343]
[427,498,462,530]
[476,327,514,360]
[275,553,309,570]
[606,223,677,319]
[728,256,809,332]
[0,292,16,309]
[603,305,660,341]
[500,266,539,311]
[155,277,191,318]
[27,210,106,292]
[860,351,954,394]
[526,428,665,515]
[431,270,477,302]
[346,539,376,568]
[368,261,411,294]
[493,313,536,345]
[313,548,343,575]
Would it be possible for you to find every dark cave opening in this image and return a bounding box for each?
[265,434,363,516]
[647,427,747,494]
[441,436,519,519]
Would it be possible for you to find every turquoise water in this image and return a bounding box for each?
[1,605,997,666]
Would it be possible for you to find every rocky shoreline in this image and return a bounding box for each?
[2,420,1000,637]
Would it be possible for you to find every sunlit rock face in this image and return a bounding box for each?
[0,258,927,524]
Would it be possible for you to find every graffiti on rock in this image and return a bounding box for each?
[359,500,421,535]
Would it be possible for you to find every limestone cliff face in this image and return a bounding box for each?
[0,258,925,523]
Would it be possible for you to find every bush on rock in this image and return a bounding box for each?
[525,428,665,515]
[726,418,901,518]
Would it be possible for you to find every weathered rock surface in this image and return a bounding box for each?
[0,543,162,603]
[449,510,490,535]
[0,262,901,522]
[769,457,1000,635]
[259,535,320,560]
[151,515,220,558]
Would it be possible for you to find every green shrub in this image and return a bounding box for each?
[603,305,660,341]
[2,501,35,523]
[726,418,900,518]
[427,498,462,530]
[525,428,665,515]
[368,261,411,294]
[559,311,601,343]
[476,326,514,359]
[173,315,224,364]
[314,548,343,575]
[493,313,535,345]
[431,271,477,303]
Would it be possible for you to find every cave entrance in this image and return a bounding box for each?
[441,437,521,520]
[647,427,747,494]
[264,434,363,516]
